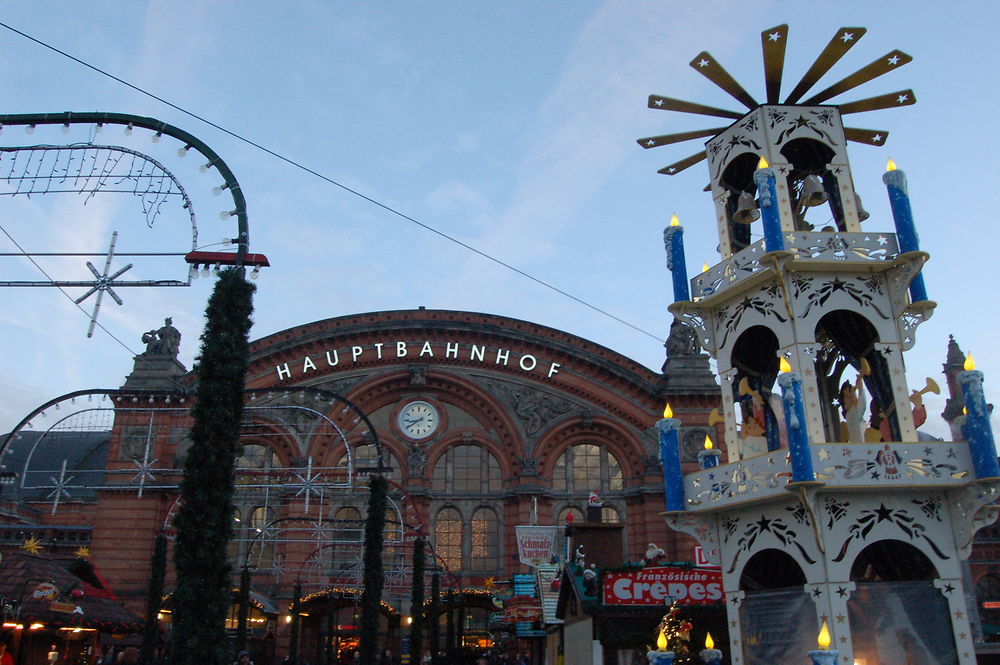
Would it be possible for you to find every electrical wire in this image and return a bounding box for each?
[0,222,139,355]
[0,20,665,343]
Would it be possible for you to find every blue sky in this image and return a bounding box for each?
[0,1,997,438]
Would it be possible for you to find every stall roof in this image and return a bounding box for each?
[0,552,143,633]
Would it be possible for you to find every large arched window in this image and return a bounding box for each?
[470,507,500,572]
[552,443,623,492]
[336,445,400,481]
[435,507,463,571]
[432,444,501,493]
[246,506,277,569]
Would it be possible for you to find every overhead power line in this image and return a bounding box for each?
[0,20,664,343]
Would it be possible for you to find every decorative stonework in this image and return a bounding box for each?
[484,379,577,440]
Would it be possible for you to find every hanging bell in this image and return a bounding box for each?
[854,192,870,222]
[799,174,828,207]
[732,191,760,224]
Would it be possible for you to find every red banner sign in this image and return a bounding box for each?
[502,595,542,622]
[602,566,723,606]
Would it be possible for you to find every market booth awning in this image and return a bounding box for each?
[0,552,143,633]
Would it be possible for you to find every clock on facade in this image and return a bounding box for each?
[397,400,439,440]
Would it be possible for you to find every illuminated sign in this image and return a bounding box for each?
[603,566,723,606]
[274,340,562,381]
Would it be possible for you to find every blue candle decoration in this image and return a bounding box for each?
[958,357,1000,479]
[778,363,815,482]
[647,651,675,665]
[663,214,691,302]
[697,436,721,469]
[657,406,685,512]
[807,650,838,665]
[753,158,785,253]
[882,162,928,303]
[699,649,722,665]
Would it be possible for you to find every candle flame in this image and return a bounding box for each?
[886,158,897,172]
[663,403,673,419]
[704,435,713,450]
[702,262,710,273]
[657,630,668,651]
[670,213,680,227]
[817,620,831,649]
[757,156,768,169]
[780,357,792,373]
[963,406,967,416]
[705,632,715,649]
[965,353,976,371]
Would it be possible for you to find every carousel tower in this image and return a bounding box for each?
[643,26,1000,665]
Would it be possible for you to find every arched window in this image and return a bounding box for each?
[235,443,280,487]
[336,445,400,481]
[435,507,463,571]
[552,443,623,492]
[247,506,277,569]
[601,506,621,524]
[432,444,501,493]
[470,507,499,572]
[557,506,583,525]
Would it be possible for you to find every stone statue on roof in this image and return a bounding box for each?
[141,317,182,359]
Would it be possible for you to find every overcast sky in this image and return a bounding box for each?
[0,1,997,438]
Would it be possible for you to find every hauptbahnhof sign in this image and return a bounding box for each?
[274,339,563,382]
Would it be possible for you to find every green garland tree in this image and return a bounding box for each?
[359,474,388,665]
[409,536,426,661]
[171,268,255,665]
[140,532,167,665]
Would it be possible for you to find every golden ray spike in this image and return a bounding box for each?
[761,24,789,104]
[637,127,728,150]
[784,27,867,104]
[803,50,913,105]
[689,52,759,110]
[838,90,916,115]
[658,151,707,176]
[647,95,743,120]
[844,128,889,146]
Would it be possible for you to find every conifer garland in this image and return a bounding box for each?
[140,533,167,665]
[359,474,388,664]
[171,269,255,665]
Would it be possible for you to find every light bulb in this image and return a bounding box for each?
[212,186,223,196]
[61,124,70,134]
[94,123,103,133]
[151,132,161,143]
[200,161,213,173]
[177,146,189,157]
[222,237,232,246]
[250,266,260,280]
[213,264,221,275]
[124,124,133,136]
[220,210,234,220]
[201,265,210,278]
[25,125,35,134]
[189,265,199,280]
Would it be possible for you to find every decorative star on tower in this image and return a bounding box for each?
[636,24,916,176]
[75,546,91,559]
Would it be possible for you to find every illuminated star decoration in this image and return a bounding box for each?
[21,536,43,555]
[636,24,914,176]
[483,577,496,590]
[75,546,91,559]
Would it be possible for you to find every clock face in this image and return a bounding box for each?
[397,401,439,440]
